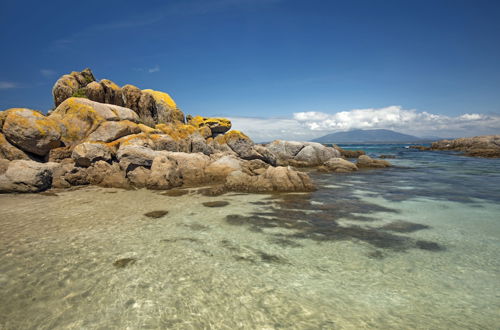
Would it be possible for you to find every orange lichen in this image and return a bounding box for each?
[142,89,177,109]
[188,115,231,129]
[155,122,196,140]
[49,98,105,145]
[100,79,121,90]
[215,130,250,144]
[3,108,61,137]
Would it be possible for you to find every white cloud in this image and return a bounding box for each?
[148,65,160,73]
[227,106,500,142]
[0,81,19,89]
[40,69,57,77]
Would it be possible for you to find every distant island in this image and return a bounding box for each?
[312,129,438,144]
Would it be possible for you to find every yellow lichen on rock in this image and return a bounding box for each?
[49,98,106,145]
[188,115,232,135]
[137,123,161,134]
[155,122,196,140]
[2,108,61,156]
[100,79,121,90]
[142,89,177,109]
[215,130,250,144]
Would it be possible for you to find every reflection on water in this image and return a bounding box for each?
[0,145,499,329]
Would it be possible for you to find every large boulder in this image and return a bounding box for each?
[2,108,61,156]
[164,152,211,185]
[88,120,141,143]
[265,140,305,162]
[293,142,340,166]
[142,89,185,123]
[0,160,57,192]
[72,142,114,167]
[0,133,30,160]
[225,166,315,193]
[49,98,139,145]
[86,160,129,188]
[53,69,95,106]
[100,79,124,106]
[146,156,182,189]
[116,145,159,171]
[322,158,358,173]
[205,155,242,181]
[265,140,340,166]
[356,155,391,168]
[188,115,231,136]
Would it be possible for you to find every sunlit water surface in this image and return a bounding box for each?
[0,145,499,329]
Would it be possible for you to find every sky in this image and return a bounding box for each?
[1,0,499,141]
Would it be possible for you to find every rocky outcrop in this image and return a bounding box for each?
[429,135,500,158]
[265,140,341,167]
[188,115,231,136]
[1,68,393,194]
[333,145,366,158]
[52,69,95,106]
[356,155,392,168]
[52,69,185,126]
[320,158,358,173]
[1,108,61,156]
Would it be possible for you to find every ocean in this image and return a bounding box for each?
[0,144,499,329]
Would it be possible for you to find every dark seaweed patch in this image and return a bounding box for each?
[144,210,169,218]
[416,240,445,251]
[380,220,430,233]
[161,237,200,243]
[202,201,229,207]
[113,258,137,268]
[225,191,444,253]
[269,237,303,248]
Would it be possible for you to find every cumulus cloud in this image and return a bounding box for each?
[228,106,500,142]
[0,81,19,89]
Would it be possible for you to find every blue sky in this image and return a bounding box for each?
[1,0,499,141]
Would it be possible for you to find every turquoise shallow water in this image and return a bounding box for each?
[0,145,499,329]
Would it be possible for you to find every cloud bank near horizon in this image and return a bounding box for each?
[228,106,500,142]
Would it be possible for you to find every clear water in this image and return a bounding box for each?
[0,145,499,329]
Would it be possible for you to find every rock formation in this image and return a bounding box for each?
[0,68,393,194]
[52,68,184,126]
[430,135,500,158]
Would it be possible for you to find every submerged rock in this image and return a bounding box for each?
[225,166,315,193]
[356,155,392,168]
[322,158,358,173]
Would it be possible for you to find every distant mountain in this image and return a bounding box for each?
[312,129,433,143]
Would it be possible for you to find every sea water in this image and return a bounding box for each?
[0,145,499,329]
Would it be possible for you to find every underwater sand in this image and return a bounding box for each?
[0,145,499,329]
